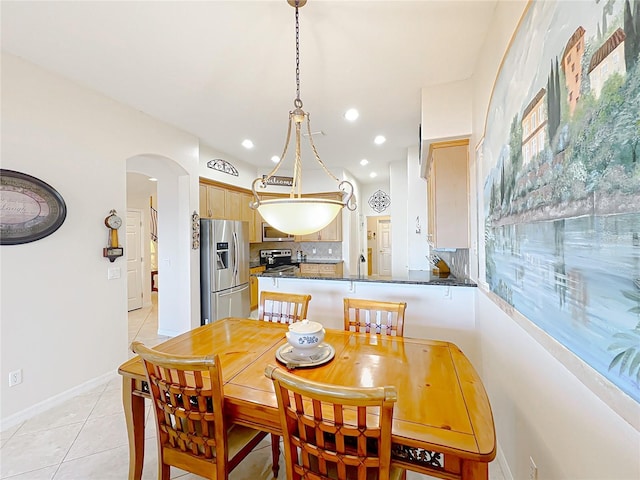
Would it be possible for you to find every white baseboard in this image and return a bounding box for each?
[157,328,181,337]
[0,371,117,432]
[497,444,513,480]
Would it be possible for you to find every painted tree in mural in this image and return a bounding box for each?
[624,0,639,68]
[547,57,563,142]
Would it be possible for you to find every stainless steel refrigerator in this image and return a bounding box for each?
[200,219,250,325]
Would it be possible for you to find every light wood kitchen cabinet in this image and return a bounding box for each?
[249,265,266,310]
[199,182,260,242]
[199,183,226,219]
[241,193,261,243]
[426,140,470,248]
[295,193,342,242]
[225,190,242,219]
[300,262,343,277]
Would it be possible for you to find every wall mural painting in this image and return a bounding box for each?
[483,0,640,402]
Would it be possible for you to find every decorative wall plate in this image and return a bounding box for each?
[0,169,67,245]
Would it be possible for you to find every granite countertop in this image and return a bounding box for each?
[250,259,343,269]
[255,268,477,287]
[297,259,343,265]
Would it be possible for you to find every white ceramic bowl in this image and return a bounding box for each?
[286,319,325,351]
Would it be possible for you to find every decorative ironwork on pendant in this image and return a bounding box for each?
[391,444,444,469]
[207,158,239,176]
[368,190,391,213]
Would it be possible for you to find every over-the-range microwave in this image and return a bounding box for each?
[262,223,295,242]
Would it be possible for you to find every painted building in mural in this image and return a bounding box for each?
[562,26,586,115]
[521,88,547,166]
[588,27,627,98]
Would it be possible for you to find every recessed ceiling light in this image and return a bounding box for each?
[360,159,369,166]
[374,135,386,145]
[370,172,378,178]
[344,108,359,122]
[271,155,280,163]
[148,177,158,182]
[242,139,254,149]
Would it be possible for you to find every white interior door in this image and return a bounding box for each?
[377,219,392,276]
[127,209,143,311]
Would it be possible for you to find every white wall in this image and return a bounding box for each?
[389,160,408,277]
[342,169,361,276]
[0,53,200,425]
[199,143,258,189]
[406,146,429,271]
[421,78,472,142]
[420,78,473,178]
[477,291,640,480]
[470,2,640,479]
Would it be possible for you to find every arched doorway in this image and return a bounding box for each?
[126,154,195,337]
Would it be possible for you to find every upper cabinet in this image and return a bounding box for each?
[198,180,261,243]
[426,140,470,249]
[295,193,343,242]
[199,183,226,219]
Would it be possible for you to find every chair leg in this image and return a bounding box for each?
[270,433,281,478]
[159,461,170,480]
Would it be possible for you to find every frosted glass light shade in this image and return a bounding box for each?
[257,198,342,235]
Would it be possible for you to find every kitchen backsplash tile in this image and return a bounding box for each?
[250,242,342,264]
[433,248,469,279]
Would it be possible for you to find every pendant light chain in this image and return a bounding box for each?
[293,0,303,197]
[295,1,301,105]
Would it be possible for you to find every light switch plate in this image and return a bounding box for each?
[108,267,121,280]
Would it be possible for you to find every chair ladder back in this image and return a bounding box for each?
[343,298,407,337]
[259,291,312,324]
[132,341,279,480]
[266,364,398,480]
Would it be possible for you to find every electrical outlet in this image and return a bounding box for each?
[529,456,538,480]
[328,248,332,254]
[312,248,316,254]
[9,369,22,387]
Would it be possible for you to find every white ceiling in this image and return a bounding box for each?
[1,0,497,186]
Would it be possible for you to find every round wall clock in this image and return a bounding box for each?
[0,169,67,245]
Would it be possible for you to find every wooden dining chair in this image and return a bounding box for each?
[131,342,279,480]
[343,298,407,337]
[259,291,312,324]
[264,364,405,480]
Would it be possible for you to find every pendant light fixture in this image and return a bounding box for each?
[250,0,356,235]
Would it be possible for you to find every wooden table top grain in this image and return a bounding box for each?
[118,317,495,480]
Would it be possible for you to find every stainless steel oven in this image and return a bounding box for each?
[262,223,295,242]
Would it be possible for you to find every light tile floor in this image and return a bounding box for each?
[0,295,506,480]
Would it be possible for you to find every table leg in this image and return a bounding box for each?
[122,377,145,480]
[461,460,488,480]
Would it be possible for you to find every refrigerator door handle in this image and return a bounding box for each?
[218,284,249,297]
[232,231,239,283]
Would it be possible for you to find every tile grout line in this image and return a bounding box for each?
[51,381,111,478]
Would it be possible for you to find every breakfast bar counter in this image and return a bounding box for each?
[256,269,479,357]
[255,268,477,287]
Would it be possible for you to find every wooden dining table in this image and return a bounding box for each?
[118,318,496,480]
